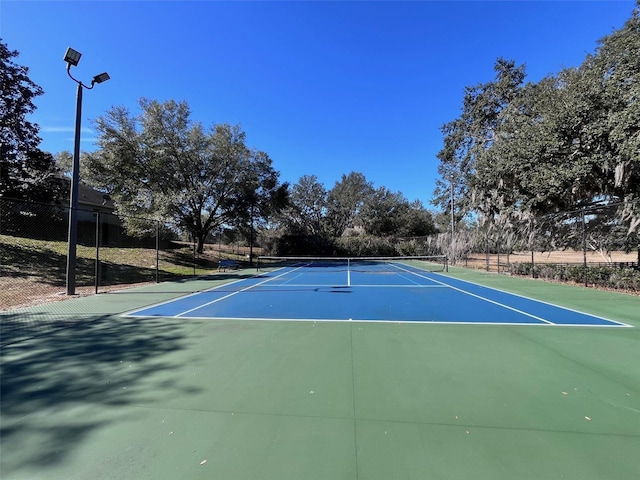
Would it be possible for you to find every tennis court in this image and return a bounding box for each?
[1,260,639,480]
[126,257,629,327]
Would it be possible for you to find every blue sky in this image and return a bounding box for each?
[2,0,635,209]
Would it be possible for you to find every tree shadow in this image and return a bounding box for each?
[0,312,202,476]
[0,242,68,286]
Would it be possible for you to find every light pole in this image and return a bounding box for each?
[449,175,455,265]
[450,177,455,237]
[64,47,110,295]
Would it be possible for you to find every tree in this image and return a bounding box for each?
[54,150,74,178]
[282,175,328,236]
[433,58,526,224]
[359,193,437,239]
[230,150,289,261]
[432,118,472,227]
[0,39,64,201]
[435,4,640,257]
[474,7,640,237]
[325,171,374,236]
[398,200,438,237]
[587,4,640,234]
[359,187,411,237]
[86,98,284,252]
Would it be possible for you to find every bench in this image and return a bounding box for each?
[218,259,240,272]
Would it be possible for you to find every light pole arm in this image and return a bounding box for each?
[66,64,94,90]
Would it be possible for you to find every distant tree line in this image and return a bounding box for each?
[261,172,437,255]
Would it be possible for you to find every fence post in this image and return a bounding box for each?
[582,208,588,287]
[531,250,535,278]
[497,227,501,274]
[155,221,160,283]
[485,230,490,272]
[95,212,100,294]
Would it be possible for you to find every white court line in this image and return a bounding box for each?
[175,266,305,317]
[391,264,632,328]
[426,271,633,328]
[123,276,252,317]
[389,263,555,325]
[123,265,325,318]
[252,283,447,288]
[162,314,565,327]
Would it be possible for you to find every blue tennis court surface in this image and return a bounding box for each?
[125,261,630,327]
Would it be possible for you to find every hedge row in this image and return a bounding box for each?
[511,262,640,291]
[263,234,440,258]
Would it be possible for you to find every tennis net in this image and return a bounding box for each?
[256,255,448,273]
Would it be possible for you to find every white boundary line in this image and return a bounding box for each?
[426,269,633,328]
[123,268,291,318]
[388,263,555,325]
[174,267,305,317]
[156,314,587,327]
[238,283,447,288]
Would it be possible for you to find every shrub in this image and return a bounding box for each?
[334,235,397,257]
[510,262,640,291]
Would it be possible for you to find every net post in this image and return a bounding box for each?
[445,255,449,273]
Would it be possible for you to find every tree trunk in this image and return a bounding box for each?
[197,233,205,254]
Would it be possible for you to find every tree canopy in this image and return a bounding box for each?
[433,4,640,252]
[280,173,436,240]
[86,98,288,252]
[0,39,65,202]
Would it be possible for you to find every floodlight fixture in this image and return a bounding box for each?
[64,47,82,67]
[92,72,111,86]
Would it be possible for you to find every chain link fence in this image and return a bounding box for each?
[0,198,240,311]
[386,202,639,292]
[459,202,640,291]
[2,198,639,311]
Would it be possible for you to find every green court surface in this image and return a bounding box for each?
[1,267,639,479]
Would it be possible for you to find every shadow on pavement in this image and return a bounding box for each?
[0,313,201,476]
